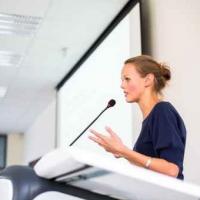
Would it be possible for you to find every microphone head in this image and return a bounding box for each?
[107,99,116,108]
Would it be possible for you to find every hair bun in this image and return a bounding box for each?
[160,63,171,81]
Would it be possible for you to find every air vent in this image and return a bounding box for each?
[0,12,42,36]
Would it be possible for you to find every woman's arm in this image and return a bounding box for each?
[121,146,179,177]
[89,127,179,178]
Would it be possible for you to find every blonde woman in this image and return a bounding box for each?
[89,55,186,180]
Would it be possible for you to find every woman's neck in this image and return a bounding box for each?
[138,92,161,119]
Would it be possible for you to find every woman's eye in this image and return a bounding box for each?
[125,77,130,81]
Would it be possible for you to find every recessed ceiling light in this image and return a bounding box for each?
[0,12,42,36]
[0,86,7,98]
[0,50,23,67]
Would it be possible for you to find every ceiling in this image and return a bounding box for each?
[0,0,129,133]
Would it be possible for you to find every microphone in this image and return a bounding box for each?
[69,99,116,146]
[106,99,116,108]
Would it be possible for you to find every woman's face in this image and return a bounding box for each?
[121,63,146,103]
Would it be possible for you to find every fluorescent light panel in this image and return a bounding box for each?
[0,50,23,67]
[0,13,42,36]
[0,86,7,98]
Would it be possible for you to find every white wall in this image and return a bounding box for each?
[23,99,56,164]
[141,0,200,184]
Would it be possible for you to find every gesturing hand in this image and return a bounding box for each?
[89,126,126,158]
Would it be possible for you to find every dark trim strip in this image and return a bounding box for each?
[139,0,144,54]
[0,134,7,169]
[56,0,139,90]
[51,164,91,180]
[61,184,122,200]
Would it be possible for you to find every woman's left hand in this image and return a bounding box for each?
[89,126,126,158]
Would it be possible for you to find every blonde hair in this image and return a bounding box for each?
[124,55,171,94]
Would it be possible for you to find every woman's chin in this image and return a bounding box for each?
[125,96,137,103]
[125,98,133,103]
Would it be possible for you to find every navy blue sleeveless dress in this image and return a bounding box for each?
[134,102,186,180]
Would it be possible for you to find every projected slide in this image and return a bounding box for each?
[57,4,141,156]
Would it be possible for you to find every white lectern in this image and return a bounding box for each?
[34,147,200,200]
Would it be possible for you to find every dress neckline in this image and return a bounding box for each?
[142,101,167,123]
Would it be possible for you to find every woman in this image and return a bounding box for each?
[89,55,186,180]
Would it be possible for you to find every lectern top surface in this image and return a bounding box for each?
[34,147,200,200]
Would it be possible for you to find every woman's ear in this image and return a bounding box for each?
[144,73,154,87]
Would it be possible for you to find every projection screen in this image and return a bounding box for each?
[57,2,142,157]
